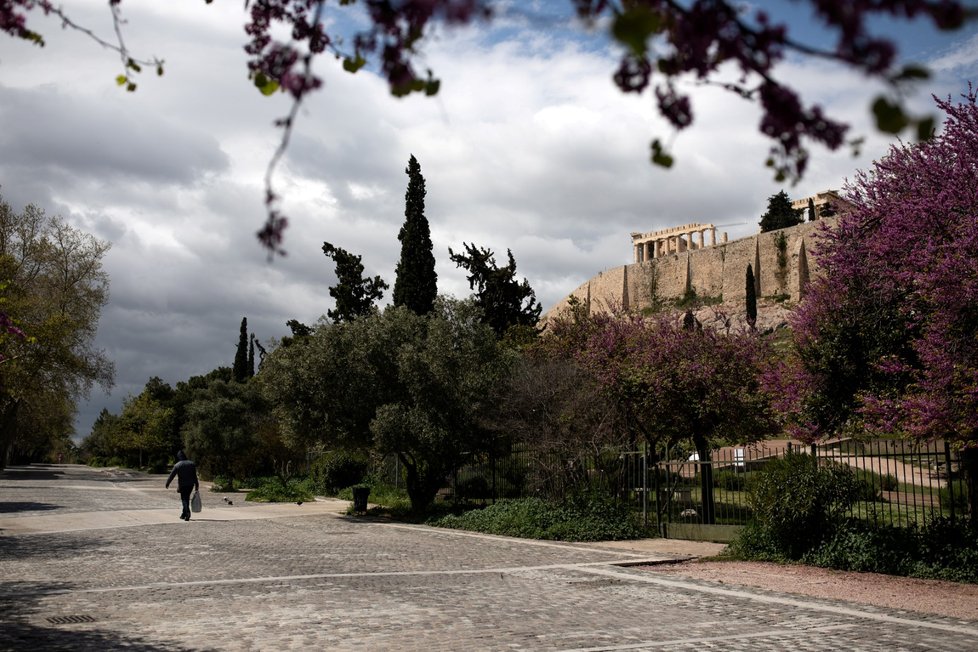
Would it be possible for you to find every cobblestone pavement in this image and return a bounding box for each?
[3,465,978,651]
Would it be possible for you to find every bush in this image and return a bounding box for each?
[431,493,646,541]
[939,479,970,513]
[803,516,978,583]
[210,476,237,492]
[911,516,978,583]
[309,450,370,495]
[733,453,862,559]
[455,476,492,501]
[713,470,749,491]
[338,482,412,516]
[850,467,898,501]
[245,477,314,503]
[803,519,916,575]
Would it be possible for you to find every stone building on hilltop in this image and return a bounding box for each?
[543,191,851,324]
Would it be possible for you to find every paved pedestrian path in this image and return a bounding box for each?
[2,464,977,650]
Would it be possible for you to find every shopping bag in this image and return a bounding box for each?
[191,490,202,513]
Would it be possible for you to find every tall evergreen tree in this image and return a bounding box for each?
[248,334,256,377]
[449,242,541,338]
[759,190,803,232]
[745,264,757,327]
[807,197,817,222]
[392,155,437,315]
[322,241,389,323]
[233,317,248,383]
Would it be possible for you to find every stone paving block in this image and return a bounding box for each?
[2,464,978,651]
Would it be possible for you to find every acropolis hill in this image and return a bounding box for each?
[543,192,845,327]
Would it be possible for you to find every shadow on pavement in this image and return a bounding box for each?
[0,530,103,560]
[0,621,192,652]
[0,578,196,652]
[0,468,64,480]
[0,501,61,514]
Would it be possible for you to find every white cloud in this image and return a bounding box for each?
[0,2,974,439]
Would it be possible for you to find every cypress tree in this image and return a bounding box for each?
[393,155,438,314]
[746,264,757,327]
[807,197,817,222]
[248,333,256,378]
[232,317,248,383]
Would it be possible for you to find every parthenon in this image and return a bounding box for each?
[630,222,728,263]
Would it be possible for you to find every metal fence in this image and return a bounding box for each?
[447,438,967,539]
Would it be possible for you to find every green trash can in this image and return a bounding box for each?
[352,486,370,513]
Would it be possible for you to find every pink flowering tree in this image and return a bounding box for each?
[2,1,969,253]
[782,88,978,516]
[546,310,778,523]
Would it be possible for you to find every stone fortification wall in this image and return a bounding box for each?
[544,218,835,321]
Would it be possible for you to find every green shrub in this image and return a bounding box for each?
[802,516,978,583]
[245,477,314,503]
[713,470,749,491]
[911,516,978,583]
[455,476,492,501]
[338,482,412,515]
[803,519,916,575]
[851,469,883,501]
[431,494,646,541]
[733,453,862,559]
[210,476,237,492]
[939,479,970,513]
[309,450,370,495]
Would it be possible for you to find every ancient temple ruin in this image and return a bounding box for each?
[631,223,728,263]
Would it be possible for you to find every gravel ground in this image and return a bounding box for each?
[645,559,978,621]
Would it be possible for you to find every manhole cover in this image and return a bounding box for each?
[46,615,96,625]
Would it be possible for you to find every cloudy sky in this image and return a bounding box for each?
[1,1,976,440]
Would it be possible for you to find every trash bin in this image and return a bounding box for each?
[352,486,370,513]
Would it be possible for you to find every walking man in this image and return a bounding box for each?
[165,451,200,521]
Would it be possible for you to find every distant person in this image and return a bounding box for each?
[165,451,200,521]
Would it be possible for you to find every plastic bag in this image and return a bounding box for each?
[191,490,202,513]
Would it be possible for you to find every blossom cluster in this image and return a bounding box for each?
[786,87,978,446]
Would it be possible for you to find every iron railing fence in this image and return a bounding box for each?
[446,438,966,531]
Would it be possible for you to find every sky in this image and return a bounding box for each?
[1,0,976,441]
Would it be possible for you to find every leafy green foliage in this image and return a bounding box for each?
[803,517,978,583]
[338,481,413,516]
[245,476,313,503]
[233,317,250,383]
[309,449,370,495]
[322,242,388,323]
[448,242,541,338]
[260,298,511,513]
[1,196,113,466]
[432,494,646,541]
[745,264,757,326]
[392,155,437,315]
[733,453,862,559]
[181,378,266,484]
[209,476,237,492]
[758,190,803,232]
[713,470,751,492]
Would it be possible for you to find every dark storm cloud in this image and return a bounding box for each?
[1,2,973,443]
[0,85,229,186]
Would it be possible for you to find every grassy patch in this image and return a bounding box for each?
[245,477,314,503]
[430,495,647,541]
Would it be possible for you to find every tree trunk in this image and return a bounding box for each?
[401,455,445,514]
[961,447,978,523]
[694,436,716,525]
[0,398,19,471]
